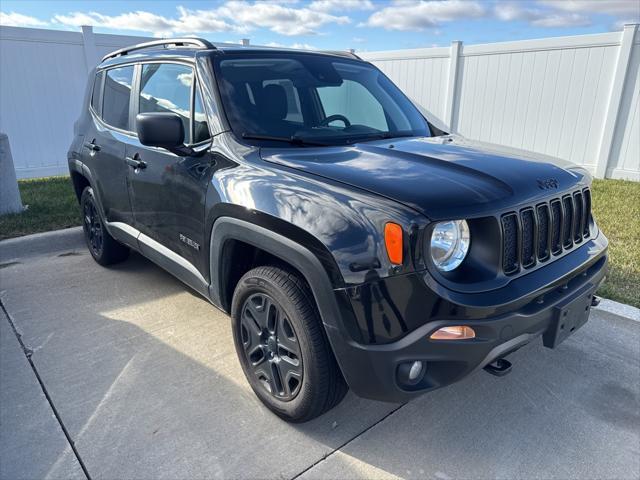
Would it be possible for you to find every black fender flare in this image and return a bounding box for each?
[209,217,341,325]
[68,160,107,220]
[208,216,358,380]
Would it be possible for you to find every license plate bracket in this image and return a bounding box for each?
[543,286,595,349]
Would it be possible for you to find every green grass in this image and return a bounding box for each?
[0,176,80,241]
[591,179,640,308]
[1,176,638,307]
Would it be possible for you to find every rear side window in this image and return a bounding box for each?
[91,71,104,115]
[139,63,192,140]
[103,66,134,131]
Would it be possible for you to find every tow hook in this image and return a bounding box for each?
[484,358,512,377]
[591,295,601,307]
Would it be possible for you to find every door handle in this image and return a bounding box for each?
[83,141,101,152]
[125,154,146,170]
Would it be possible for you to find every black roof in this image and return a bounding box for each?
[98,37,361,68]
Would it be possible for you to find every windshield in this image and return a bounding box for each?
[212,53,430,146]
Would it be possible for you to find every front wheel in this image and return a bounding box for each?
[231,266,347,422]
[80,187,129,266]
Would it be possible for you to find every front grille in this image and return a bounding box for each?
[521,209,535,268]
[583,189,591,237]
[501,188,591,275]
[550,200,562,255]
[562,195,573,248]
[501,214,519,275]
[573,191,583,243]
[536,204,550,261]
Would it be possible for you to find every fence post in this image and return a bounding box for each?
[595,24,637,179]
[81,25,98,73]
[444,40,462,132]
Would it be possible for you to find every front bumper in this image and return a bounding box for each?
[325,237,608,403]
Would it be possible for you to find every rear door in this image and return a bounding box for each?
[82,66,136,234]
[124,61,212,278]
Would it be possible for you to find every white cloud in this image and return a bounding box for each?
[495,2,590,27]
[364,0,486,31]
[173,6,245,34]
[216,1,350,36]
[264,41,318,50]
[53,8,235,36]
[0,11,47,27]
[52,2,350,37]
[291,42,319,50]
[309,0,375,12]
[538,0,640,16]
[532,13,591,28]
[534,0,639,28]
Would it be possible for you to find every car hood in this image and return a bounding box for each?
[260,135,589,220]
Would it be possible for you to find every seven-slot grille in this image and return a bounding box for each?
[501,188,592,275]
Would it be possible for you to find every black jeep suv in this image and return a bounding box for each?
[69,38,608,422]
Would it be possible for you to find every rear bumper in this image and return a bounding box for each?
[326,238,608,403]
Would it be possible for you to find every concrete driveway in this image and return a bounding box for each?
[1,228,638,480]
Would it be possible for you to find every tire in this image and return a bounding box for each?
[80,186,129,266]
[231,265,347,422]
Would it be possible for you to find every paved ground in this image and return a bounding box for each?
[1,228,638,480]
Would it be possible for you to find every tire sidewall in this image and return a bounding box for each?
[80,187,104,262]
[231,272,320,420]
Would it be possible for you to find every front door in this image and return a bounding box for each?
[125,62,213,281]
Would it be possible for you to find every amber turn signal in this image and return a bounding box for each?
[384,222,403,265]
[430,326,476,340]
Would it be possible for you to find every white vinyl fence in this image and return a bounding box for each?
[1,25,639,180]
[361,25,640,181]
[0,26,148,179]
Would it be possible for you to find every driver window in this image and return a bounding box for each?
[139,63,192,142]
[316,80,387,130]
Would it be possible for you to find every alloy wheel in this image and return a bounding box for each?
[240,293,303,400]
[83,198,103,256]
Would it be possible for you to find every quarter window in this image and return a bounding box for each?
[102,66,134,131]
[139,63,192,141]
[91,71,104,115]
[193,81,211,144]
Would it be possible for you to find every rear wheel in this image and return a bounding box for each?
[231,266,347,422]
[80,187,129,266]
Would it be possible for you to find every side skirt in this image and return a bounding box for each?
[106,221,214,303]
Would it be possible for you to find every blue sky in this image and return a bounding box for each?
[1,1,638,51]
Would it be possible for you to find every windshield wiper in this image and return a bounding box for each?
[356,131,418,142]
[241,133,329,147]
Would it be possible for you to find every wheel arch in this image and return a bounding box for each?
[68,161,113,239]
[70,170,91,203]
[209,217,340,319]
[208,217,357,369]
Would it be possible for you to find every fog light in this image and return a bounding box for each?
[430,326,476,340]
[398,360,426,386]
[408,361,423,380]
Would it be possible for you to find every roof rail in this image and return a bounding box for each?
[101,38,216,62]
[322,50,362,60]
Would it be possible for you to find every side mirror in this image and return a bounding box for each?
[136,113,193,156]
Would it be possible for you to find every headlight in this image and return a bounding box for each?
[430,220,470,271]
